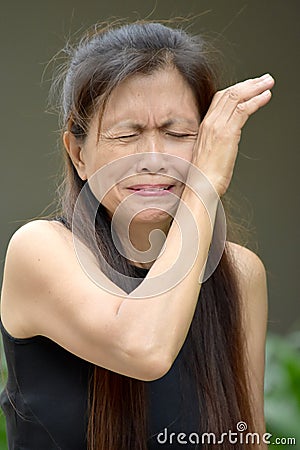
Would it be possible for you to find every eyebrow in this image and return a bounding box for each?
[160,118,199,128]
[104,117,199,132]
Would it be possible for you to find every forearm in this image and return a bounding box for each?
[115,184,219,365]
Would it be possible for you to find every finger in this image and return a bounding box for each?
[210,74,274,110]
[217,78,273,125]
[207,74,274,120]
[220,75,274,122]
[227,89,272,131]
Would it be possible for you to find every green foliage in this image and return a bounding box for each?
[0,412,7,450]
[0,332,299,449]
[265,331,300,448]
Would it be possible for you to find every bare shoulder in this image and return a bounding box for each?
[2,219,72,289]
[1,219,74,336]
[3,219,72,281]
[7,219,72,254]
[226,241,267,288]
[226,241,268,334]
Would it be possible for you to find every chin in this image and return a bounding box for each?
[132,208,173,224]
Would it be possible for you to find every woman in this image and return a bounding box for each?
[0,21,274,449]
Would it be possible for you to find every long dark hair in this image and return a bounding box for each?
[53,20,256,449]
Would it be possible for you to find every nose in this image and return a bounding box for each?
[136,134,167,173]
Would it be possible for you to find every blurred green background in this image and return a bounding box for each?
[0,0,299,448]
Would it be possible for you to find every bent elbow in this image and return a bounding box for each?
[140,353,173,381]
[121,341,174,381]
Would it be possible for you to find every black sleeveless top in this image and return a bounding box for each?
[0,223,202,449]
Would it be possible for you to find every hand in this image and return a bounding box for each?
[192,74,275,196]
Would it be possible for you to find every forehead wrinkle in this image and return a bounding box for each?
[103,116,199,133]
[160,118,199,128]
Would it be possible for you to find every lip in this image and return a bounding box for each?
[127,184,175,197]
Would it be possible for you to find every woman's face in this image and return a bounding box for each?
[68,67,200,224]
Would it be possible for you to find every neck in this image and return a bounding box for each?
[114,218,172,269]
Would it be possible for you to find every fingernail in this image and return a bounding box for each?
[261,73,272,80]
[262,89,271,97]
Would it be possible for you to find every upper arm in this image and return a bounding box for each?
[227,242,268,429]
[0,220,156,379]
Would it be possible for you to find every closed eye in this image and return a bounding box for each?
[114,133,138,141]
[166,132,198,138]
[116,134,138,139]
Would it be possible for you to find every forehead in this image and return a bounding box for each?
[100,68,200,129]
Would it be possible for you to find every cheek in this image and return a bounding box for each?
[88,153,133,212]
[180,148,193,163]
[93,143,137,174]
[101,189,119,215]
[164,141,194,161]
[168,157,192,186]
[167,146,194,181]
[86,147,123,179]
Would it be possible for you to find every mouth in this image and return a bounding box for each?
[126,184,175,196]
